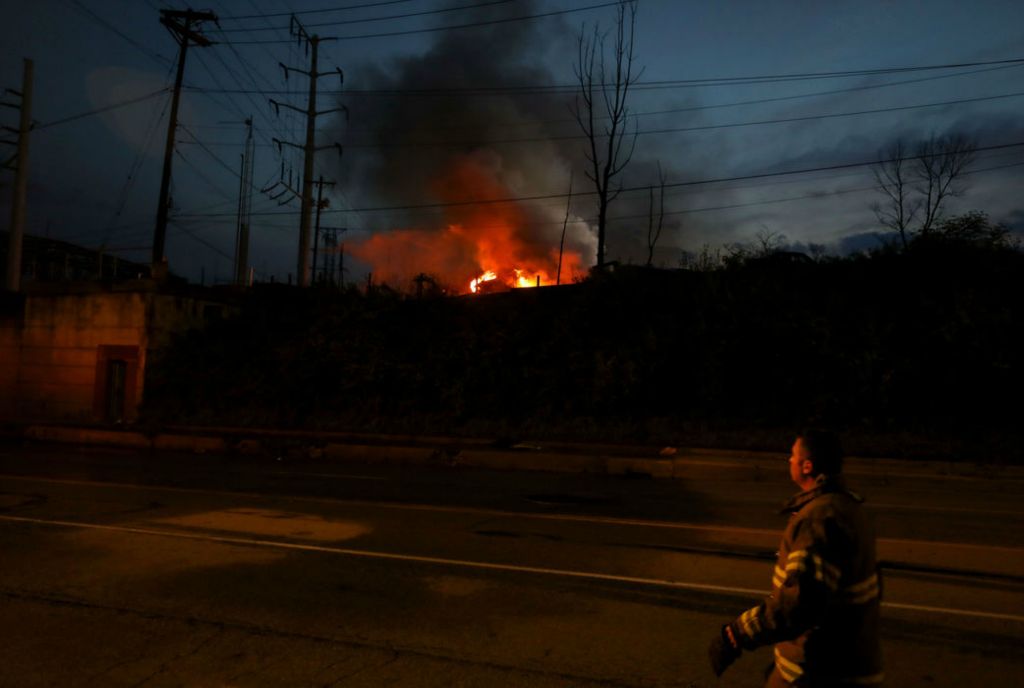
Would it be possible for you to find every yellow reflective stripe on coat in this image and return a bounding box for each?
[739,605,762,638]
[845,573,878,593]
[774,647,804,682]
[811,554,840,590]
[774,648,883,685]
[837,573,880,604]
[772,565,786,588]
[784,550,840,590]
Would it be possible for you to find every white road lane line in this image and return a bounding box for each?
[2,513,1022,624]
[873,504,1024,517]
[0,473,778,535]
[0,513,765,596]
[882,601,1024,622]
[2,474,1023,552]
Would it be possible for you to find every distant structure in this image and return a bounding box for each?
[0,231,150,283]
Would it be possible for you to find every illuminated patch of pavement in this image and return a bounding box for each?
[0,492,46,511]
[152,508,373,542]
[524,494,614,507]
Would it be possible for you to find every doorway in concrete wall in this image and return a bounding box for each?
[93,345,140,424]
[106,359,127,423]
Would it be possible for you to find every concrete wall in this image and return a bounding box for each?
[0,297,23,419]
[0,283,232,424]
[15,290,148,421]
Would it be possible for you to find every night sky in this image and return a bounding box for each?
[2,0,1022,286]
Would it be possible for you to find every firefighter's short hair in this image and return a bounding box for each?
[798,429,844,476]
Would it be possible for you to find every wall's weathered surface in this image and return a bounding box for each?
[0,295,25,419]
[15,290,148,421]
[0,283,233,424]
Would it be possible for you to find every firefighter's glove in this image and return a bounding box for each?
[708,624,742,677]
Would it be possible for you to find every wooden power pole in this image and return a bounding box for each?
[234,117,254,286]
[153,8,217,279]
[3,59,32,292]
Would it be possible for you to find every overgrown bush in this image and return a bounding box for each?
[142,244,1023,459]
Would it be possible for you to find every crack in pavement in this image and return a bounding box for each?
[128,627,223,688]
[327,650,400,687]
[1,587,641,687]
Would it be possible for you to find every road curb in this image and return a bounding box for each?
[24,425,151,450]
[13,423,1024,481]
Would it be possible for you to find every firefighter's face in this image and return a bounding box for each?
[790,437,814,487]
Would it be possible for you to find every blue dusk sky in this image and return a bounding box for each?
[1,0,1022,286]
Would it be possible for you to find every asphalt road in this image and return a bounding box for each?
[0,442,1021,687]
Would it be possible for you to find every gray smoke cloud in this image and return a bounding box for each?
[324,0,720,282]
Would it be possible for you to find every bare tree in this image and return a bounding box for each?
[872,139,920,249]
[557,171,573,285]
[680,244,722,272]
[872,133,976,248]
[645,161,667,267]
[572,0,641,268]
[915,133,976,235]
[754,226,786,256]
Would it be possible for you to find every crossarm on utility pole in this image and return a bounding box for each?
[152,9,217,278]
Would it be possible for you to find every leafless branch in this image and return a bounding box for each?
[871,133,975,247]
[571,0,640,268]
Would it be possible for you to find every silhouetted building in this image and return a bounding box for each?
[0,231,151,284]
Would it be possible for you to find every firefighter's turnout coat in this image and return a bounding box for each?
[729,474,884,686]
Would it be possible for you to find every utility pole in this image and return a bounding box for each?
[234,117,254,286]
[322,227,336,285]
[3,59,33,292]
[311,175,335,283]
[319,225,346,285]
[270,16,346,287]
[153,8,217,279]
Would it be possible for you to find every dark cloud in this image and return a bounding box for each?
[836,231,897,255]
[1001,208,1024,234]
[331,0,574,216]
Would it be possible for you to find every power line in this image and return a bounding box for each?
[447,157,1024,231]
[57,158,1024,249]
[219,0,419,21]
[187,47,298,169]
[173,140,1024,219]
[560,158,1024,226]
[180,91,1024,149]
[200,3,332,215]
[178,125,247,180]
[177,124,286,216]
[63,0,173,67]
[100,70,175,247]
[225,0,625,43]
[35,88,169,130]
[174,148,237,202]
[218,0,523,32]
[617,63,1024,119]
[39,67,1013,139]
[315,62,1024,137]
[168,218,234,262]
[180,56,1024,95]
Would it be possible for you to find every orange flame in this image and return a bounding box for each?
[470,270,498,293]
[349,154,584,294]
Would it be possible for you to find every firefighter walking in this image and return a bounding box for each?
[708,430,884,686]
